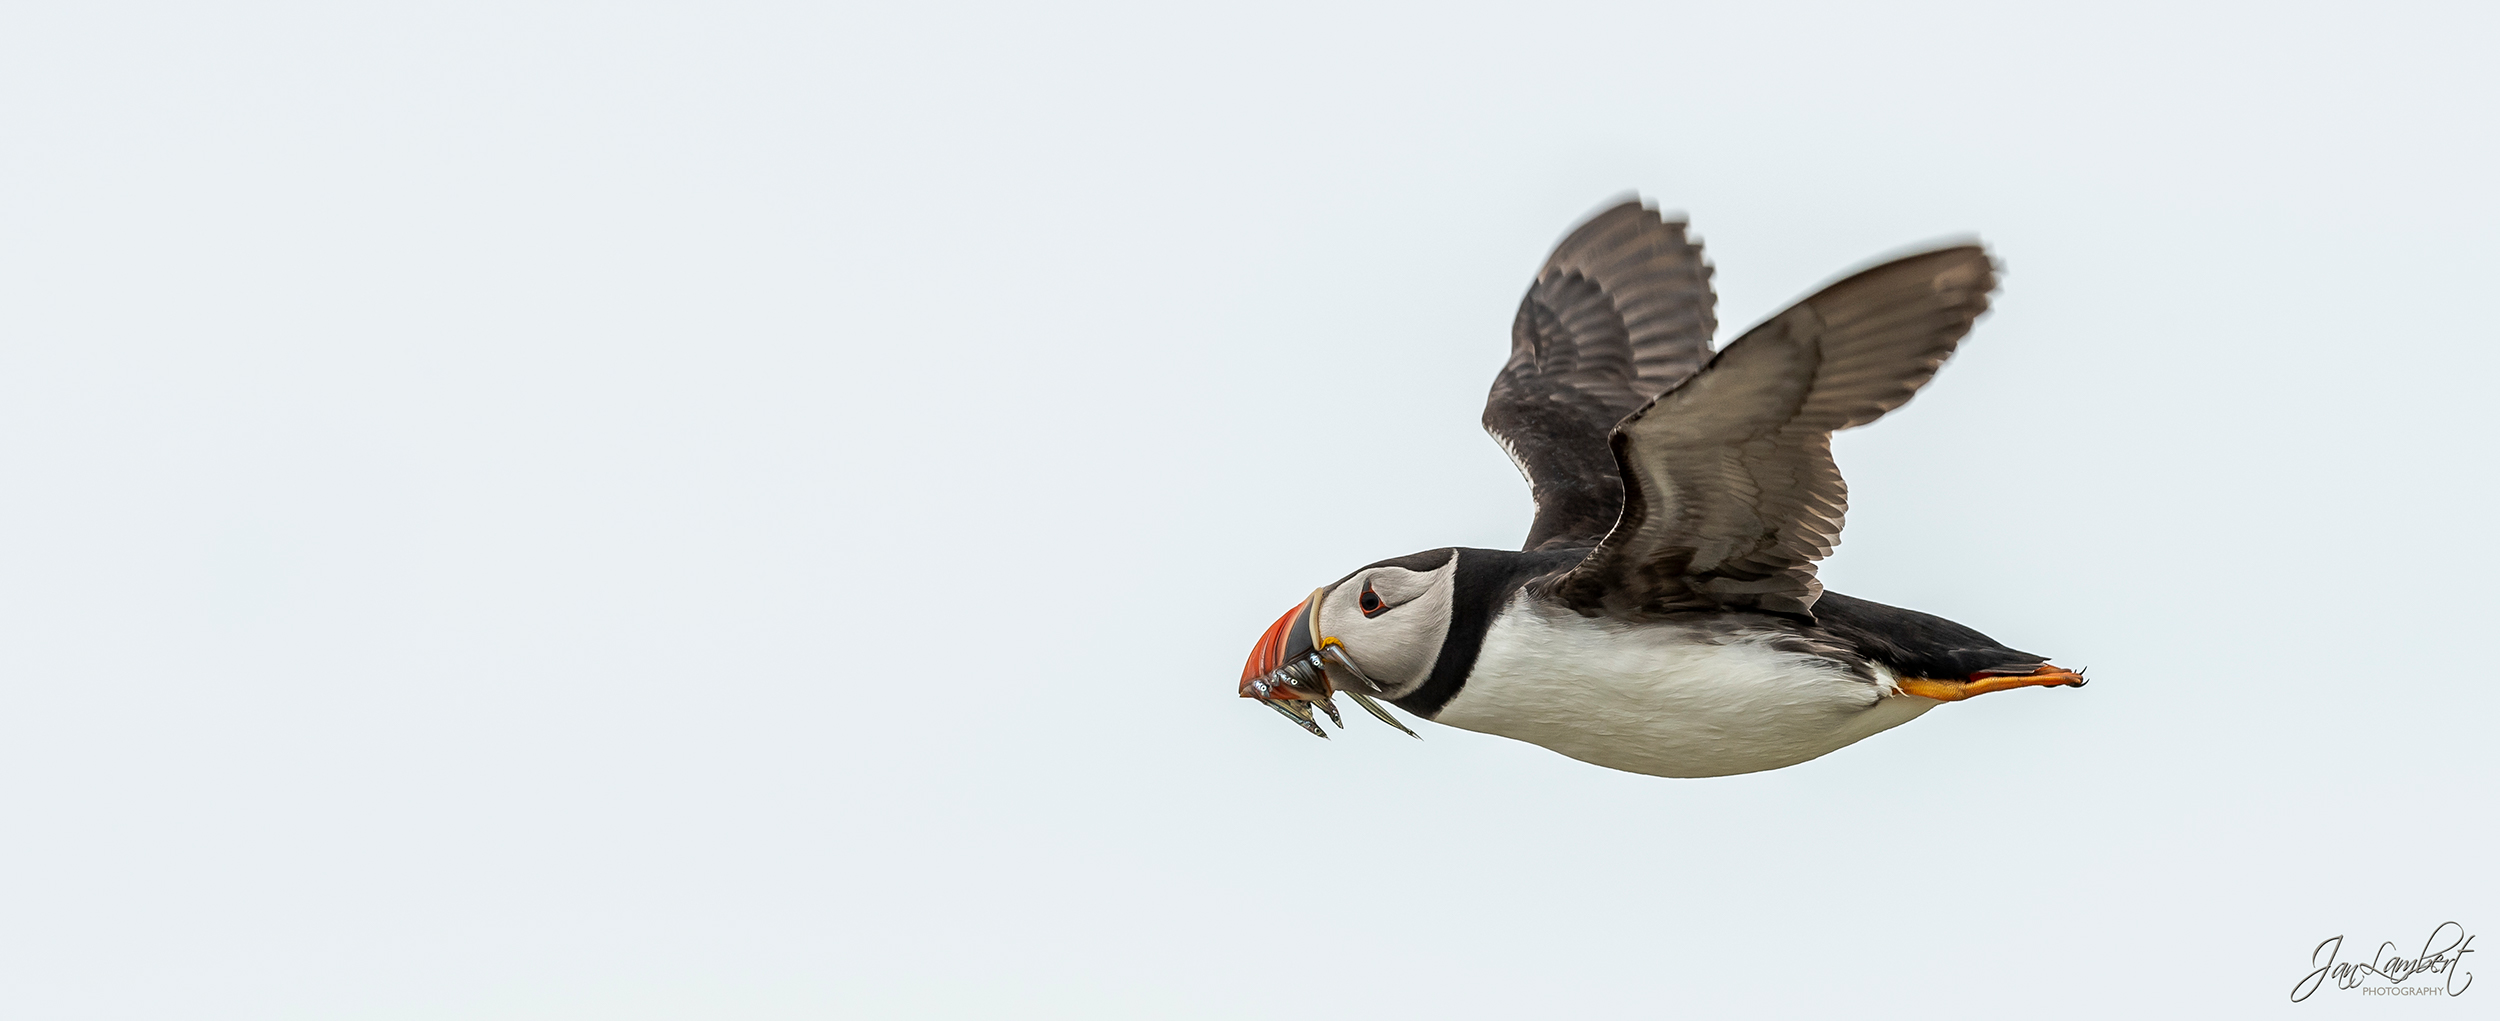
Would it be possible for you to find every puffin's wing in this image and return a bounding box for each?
[1544,245,1997,619]
[1484,200,1718,551]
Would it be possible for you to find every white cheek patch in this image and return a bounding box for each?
[1314,557,1458,698]
[1366,567,1438,605]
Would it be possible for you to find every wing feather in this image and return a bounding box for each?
[1544,245,1998,619]
[1483,200,1717,551]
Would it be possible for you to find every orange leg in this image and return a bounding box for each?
[1896,664,2087,702]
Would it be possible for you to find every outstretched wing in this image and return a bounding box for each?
[1484,200,1717,551]
[1543,245,1998,619]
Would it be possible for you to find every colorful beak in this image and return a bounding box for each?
[1239,590,1420,740]
[1240,591,1325,700]
[1238,590,1341,737]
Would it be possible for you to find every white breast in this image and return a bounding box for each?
[1433,595,1940,777]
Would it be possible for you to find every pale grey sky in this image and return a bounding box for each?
[2,1,2492,1017]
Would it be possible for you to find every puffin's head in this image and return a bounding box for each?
[1237,548,1459,738]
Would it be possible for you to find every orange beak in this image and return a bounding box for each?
[1237,589,1420,741]
[1239,594,1324,701]
[1238,590,1340,738]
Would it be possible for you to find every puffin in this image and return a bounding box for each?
[1237,199,2083,778]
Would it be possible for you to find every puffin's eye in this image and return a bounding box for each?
[1358,582,1389,618]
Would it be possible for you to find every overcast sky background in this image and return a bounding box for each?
[3,2,2494,1018]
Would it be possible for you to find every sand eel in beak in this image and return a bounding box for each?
[1236,199,2083,778]
[1240,591,1418,739]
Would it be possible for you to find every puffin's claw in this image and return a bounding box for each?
[1896,662,2090,702]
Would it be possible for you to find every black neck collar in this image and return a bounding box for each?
[1392,546,1586,718]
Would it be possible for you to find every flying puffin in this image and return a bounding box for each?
[1238,199,2083,778]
